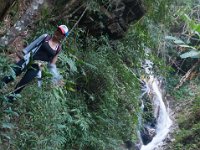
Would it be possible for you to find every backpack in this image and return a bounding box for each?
[22,34,62,69]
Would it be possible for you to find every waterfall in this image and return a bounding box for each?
[139,60,172,150]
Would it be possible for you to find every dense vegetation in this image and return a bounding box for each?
[165,1,200,149]
[0,0,200,149]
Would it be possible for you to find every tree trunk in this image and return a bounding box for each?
[0,0,45,46]
[0,0,16,20]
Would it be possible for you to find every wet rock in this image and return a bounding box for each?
[135,141,142,150]
[124,140,134,149]
[121,140,141,150]
[140,125,156,145]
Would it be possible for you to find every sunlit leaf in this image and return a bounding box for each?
[65,87,76,92]
[195,25,200,33]
[174,39,185,44]
[179,45,196,49]
[165,36,178,40]
[180,50,200,58]
[165,36,185,44]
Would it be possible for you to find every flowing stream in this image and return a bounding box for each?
[139,60,172,150]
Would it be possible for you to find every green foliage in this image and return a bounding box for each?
[0,54,17,95]
[165,35,200,58]
[1,0,191,149]
[165,9,200,59]
[65,35,141,149]
[182,14,200,33]
[166,74,200,101]
[173,97,200,149]
[165,18,200,59]
[0,85,67,150]
[144,0,172,24]
[0,33,141,149]
[180,50,200,59]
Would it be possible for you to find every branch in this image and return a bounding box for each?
[68,7,88,36]
[50,0,82,22]
[174,59,200,90]
[100,6,114,19]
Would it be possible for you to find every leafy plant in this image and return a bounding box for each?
[172,96,200,149]
[165,13,200,59]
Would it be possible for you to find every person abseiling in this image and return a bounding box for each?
[1,25,69,101]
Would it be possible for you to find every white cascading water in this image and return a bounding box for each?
[140,60,172,150]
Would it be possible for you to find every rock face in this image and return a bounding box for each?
[140,125,156,145]
[107,0,145,38]
[50,0,145,39]
[80,0,145,39]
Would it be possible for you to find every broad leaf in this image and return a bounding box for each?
[174,39,185,44]
[179,45,196,50]
[183,14,200,33]
[165,36,185,44]
[180,50,200,58]
[165,36,178,40]
[195,25,200,33]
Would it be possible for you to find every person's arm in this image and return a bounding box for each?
[50,54,58,64]
[47,54,62,84]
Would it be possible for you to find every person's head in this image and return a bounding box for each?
[53,25,69,42]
